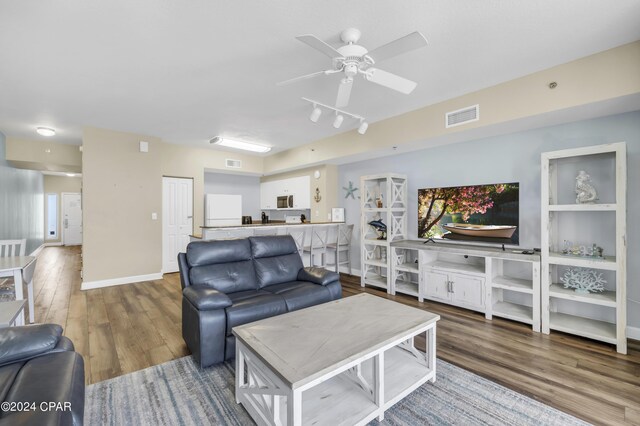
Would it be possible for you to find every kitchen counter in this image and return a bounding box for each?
[200,221,341,229]
[192,221,345,240]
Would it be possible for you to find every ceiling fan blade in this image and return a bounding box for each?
[296,34,342,58]
[365,68,417,94]
[335,78,353,108]
[276,70,330,86]
[367,31,428,63]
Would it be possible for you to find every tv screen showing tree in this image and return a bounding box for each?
[418,182,519,245]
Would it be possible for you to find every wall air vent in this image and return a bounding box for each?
[446,104,479,128]
[225,159,242,169]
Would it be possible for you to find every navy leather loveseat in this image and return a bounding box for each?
[0,324,85,426]
[178,235,342,367]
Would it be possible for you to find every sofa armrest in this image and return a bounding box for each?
[298,267,340,286]
[0,324,64,366]
[178,252,191,289]
[183,285,233,311]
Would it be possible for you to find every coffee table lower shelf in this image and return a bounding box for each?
[236,326,436,426]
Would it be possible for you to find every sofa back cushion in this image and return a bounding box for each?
[187,239,257,293]
[250,236,303,288]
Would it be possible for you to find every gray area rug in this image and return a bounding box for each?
[86,356,589,425]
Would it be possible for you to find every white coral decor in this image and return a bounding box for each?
[560,267,606,294]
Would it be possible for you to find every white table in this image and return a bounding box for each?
[0,300,26,327]
[0,256,36,324]
[233,293,440,426]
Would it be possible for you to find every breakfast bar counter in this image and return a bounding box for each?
[192,221,345,241]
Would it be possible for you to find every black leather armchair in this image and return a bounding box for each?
[179,235,342,367]
[0,324,85,426]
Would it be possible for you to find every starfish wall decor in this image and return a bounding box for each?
[343,181,359,199]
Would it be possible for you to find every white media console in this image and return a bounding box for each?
[390,240,541,332]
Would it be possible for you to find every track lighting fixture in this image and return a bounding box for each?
[357,120,369,135]
[302,97,368,135]
[309,106,322,122]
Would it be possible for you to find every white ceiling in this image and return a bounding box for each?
[1,0,639,154]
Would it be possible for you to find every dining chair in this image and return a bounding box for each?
[0,239,35,323]
[303,226,329,268]
[326,224,354,274]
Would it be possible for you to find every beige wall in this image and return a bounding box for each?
[82,127,264,284]
[6,137,82,173]
[43,175,82,243]
[264,40,640,173]
[261,164,338,222]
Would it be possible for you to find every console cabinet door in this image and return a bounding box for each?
[450,274,484,309]
[424,269,450,302]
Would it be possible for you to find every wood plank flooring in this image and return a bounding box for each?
[32,246,640,425]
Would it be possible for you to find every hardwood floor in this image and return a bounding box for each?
[33,246,640,425]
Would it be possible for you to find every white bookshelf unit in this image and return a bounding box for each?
[541,142,627,354]
[390,241,541,332]
[360,174,408,293]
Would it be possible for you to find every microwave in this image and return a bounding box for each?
[277,195,293,209]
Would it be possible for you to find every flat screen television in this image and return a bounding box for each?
[418,182,520,245]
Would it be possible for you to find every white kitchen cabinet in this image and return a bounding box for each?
[260,176,311,210]
[260,181,276,210]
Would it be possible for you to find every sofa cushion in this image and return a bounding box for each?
[225,293,287,335]
[189,260,257,293]
[263,281,333,312]
[186,239,252,266]
[0,362,23,403]
[250,234,303,288]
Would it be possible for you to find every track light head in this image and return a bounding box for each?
[357,121,369,135]
[309,107,322,123]
[333,114,344,129]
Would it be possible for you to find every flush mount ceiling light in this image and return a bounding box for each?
[36,127,56,136]
[210,137,271,153]
[302,97,368,135]
[66,173,76,177]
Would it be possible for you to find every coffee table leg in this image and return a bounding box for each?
[427,326,436,383]
[287,389,302,426]
[13,271,25,326]
[236,345,245,404]
[374,351,385,421]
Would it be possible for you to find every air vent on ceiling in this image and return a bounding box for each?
[225,159,242,169]
[446,104,479,128]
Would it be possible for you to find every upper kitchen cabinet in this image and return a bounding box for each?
[260,176,311,210]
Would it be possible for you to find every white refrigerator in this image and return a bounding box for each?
[205,194,242,226]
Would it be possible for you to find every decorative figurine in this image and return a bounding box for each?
[575,170,598,204]
[368,219,387,240]
[560,267,606,294]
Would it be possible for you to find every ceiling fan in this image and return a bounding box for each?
[277,28,428,108]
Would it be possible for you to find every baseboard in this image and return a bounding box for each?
[29,244,45,257]
[627,326,640,341]
[44,242,64,247]
[81,272,163,290]
[339,266,361,277]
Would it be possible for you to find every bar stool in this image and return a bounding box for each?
[326,224,354,274]
[285,227,307,260]
[303,226,329,267]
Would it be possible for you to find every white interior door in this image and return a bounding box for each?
[62,193,82,246]
[163,177,193,273]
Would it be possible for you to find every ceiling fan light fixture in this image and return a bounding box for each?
[211,137,271,153]
[36,127,55,137]
[333,114,344,129]
[357,121,369,135]
[309,106,322,122]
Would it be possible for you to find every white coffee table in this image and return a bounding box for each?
[233,293,440,426]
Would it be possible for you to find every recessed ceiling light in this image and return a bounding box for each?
[36,127,56,137]
[210,137,271,153]
[66,173,76,177]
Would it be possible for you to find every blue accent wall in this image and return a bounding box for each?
[339,111,640,329]
[0,132,44,254]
